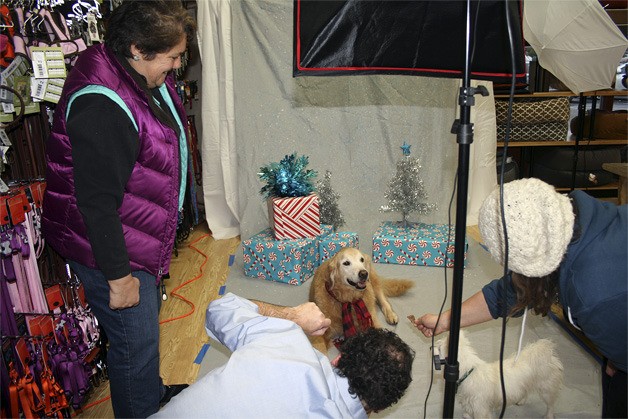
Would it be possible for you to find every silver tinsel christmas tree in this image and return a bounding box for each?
[316,170,345,231]
[380,142,436,227]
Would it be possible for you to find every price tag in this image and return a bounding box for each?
[87,13,101,43]
[30,47,67,79]
[0,129,11,146]
[1,102,13,114]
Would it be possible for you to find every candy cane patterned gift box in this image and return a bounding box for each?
[319,229,359,264]
[242,228,319,285]
[372,221,467,267]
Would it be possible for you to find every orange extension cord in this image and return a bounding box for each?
[159,232,211,325]
[72,233,212,416]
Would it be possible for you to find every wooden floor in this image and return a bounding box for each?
[74,222,240,418]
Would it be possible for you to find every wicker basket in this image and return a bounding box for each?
[495,97,570,141]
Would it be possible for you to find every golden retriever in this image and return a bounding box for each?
[309,247,413,352]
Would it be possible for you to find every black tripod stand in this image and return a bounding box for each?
[442,80,488,418]
[440,0,489,416]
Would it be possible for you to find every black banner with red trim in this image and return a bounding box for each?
[294,0,526,84]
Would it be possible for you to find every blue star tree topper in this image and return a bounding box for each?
[400,142,412,156]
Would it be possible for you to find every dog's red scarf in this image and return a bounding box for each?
[325,282,373,339]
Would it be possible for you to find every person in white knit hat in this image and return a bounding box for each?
[410,177,627,418]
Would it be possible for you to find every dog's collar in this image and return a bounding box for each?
[325,281,359,303]
[325,281,340,302]
[456,367,474,389]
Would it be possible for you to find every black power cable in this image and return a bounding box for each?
[497,0,518,417]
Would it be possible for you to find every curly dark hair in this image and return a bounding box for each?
[104,0,197,60]
[335,328,415,413]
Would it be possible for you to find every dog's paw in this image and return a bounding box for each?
[385,311,399,325]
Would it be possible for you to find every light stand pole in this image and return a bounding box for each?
[442,0,488,416]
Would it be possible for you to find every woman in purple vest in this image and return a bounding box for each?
[42,1,196,416]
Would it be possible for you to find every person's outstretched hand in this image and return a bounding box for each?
[409,312,449,337]
[109,274,140,310]
[290,302,331,336]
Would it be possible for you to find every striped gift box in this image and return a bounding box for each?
[268,193,322,240]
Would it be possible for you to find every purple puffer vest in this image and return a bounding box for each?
[42,44,187,280]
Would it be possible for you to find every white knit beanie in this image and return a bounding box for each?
[478,178,575,277]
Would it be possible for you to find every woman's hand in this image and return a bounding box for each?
[409,312,450,337]
[409,291,495,337]
[108,274,140,310]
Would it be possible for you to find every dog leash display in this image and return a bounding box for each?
[1,182,48,314]
[2,286,108,417]
[0,180,108,417]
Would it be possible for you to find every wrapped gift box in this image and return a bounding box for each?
[320,224,334,236]
[319,230,360,263]
[268,192,321,240]
[372,221,467,267]
[242,229,318,285]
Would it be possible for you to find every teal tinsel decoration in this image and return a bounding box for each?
[258,153,318,198]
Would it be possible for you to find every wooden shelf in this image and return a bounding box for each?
[497,139,628,147]
[555,181,620,192]
[495,90,626,203]
[495,89,628,98]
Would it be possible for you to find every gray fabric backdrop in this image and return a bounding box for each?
[199,0,497,243]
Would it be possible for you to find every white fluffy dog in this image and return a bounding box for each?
[434,330,563,418]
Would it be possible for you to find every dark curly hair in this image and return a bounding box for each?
[335,328,415,413]
[104,0,197,60]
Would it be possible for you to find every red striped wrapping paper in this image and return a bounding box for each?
[268,193,322,240]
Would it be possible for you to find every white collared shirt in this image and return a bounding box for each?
[152,293,366,419]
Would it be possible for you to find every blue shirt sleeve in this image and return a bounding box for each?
[205,293,301,352]
[482,273,522,319]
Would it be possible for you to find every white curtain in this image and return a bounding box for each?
[196,0,240,240]
[196,0,497,243]
[468,80,498,224]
